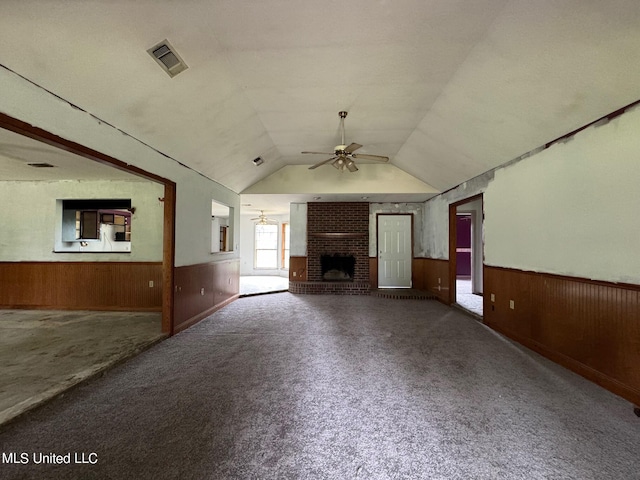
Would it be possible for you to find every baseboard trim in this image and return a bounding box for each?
[0,305,162,312]
[173,294,239,334]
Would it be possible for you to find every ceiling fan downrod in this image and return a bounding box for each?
[338,111,348,146]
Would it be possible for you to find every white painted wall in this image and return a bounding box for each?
[484,107,640,284]
[239,213,290,276]
[0,67,240,267]
[289,203,307,257]
[0,180,163,261]
[420,104,640,286]
[243,164,439,196]
[422,173,492,260]
[369,203,424,257]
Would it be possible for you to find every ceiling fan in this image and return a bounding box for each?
[302,111,389,172]
[251,210,277,225]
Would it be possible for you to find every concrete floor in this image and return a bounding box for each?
[0,310,164,426]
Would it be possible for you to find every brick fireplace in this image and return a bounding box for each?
[290,202,370,295]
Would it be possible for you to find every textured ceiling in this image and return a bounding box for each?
[1,0,640,203]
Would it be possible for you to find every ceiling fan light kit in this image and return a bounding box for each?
[251,210,277,225]
[302,111,389,172]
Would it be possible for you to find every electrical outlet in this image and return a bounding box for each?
[149,280,154,288]
[200,288,205,296]
[438,277,441,284]
[510,300,515,310]
[293,271,297,277]
[490,293,495,302]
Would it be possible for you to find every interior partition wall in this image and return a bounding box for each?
[0,112,176,334]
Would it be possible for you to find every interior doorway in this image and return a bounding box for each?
[0,112,175,333]
[449,195,483,316]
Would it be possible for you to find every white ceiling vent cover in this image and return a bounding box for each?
[147,40,188,78]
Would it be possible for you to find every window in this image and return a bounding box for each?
[255,224,278,269]
[282,223,290,269]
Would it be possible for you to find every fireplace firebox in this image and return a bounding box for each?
[321,254,355,281]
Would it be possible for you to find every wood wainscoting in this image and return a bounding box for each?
[289,256,307,282]
[0,261,163,311]
[412,258,450,304]
[484,265,640,406]
[369,257,378,289]
[173,258,240,334]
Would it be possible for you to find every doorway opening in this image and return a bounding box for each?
[449,195,483,316]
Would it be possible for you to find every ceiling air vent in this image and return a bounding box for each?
[147,39,188,78]
[28,163,56,168]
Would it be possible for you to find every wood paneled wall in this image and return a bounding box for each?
[369,257,378,289]
[412,258,450,303]
[289,256,307,282]
[173,258,240,334]
[0,261,163,311]
[484,265,640,406]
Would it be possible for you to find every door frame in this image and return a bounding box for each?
[448,193,483,305]
[0,112,176,334]
[376,213,414,288]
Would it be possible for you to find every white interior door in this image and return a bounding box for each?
[377,215,412,288]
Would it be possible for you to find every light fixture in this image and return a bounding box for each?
[330,157,358,172]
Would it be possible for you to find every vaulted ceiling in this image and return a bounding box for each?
[1,0,640,210]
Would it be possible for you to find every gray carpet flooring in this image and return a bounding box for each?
[0,293,638,479]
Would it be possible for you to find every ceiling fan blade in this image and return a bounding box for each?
[351,153,389,162]
[344,143,362,154]
[302,151,335,155]
[308,157,338,170]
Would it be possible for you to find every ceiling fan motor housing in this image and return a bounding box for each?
[302,110,388,171]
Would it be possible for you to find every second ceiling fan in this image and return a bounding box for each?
[302,111,389,172]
